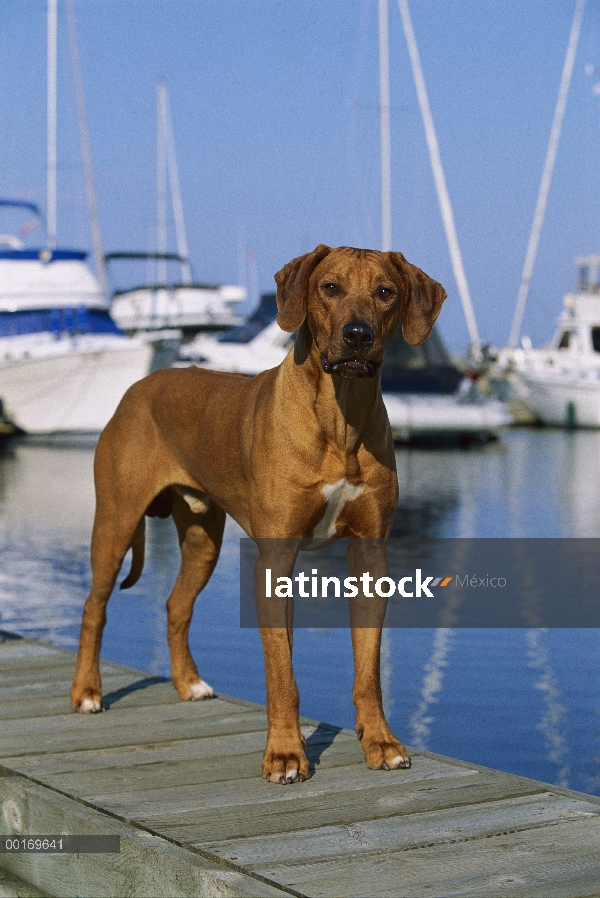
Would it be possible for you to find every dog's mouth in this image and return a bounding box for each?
[320,353,381,379]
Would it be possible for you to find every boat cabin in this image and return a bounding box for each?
[550,254,600,357]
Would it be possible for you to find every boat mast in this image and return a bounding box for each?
[378,0,392,252]
[65,0,108,297]
[156,81,192,287]
[157,81,168,286]
[47,0,57,248]
[165,89,192,285]
[397,0,481,358]
[508,0,585,349]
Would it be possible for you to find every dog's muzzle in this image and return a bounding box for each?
[320,353,381,379]
[320,321,381,378]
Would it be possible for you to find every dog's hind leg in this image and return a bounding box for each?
[71,512,142,712]
[167,490,226,700]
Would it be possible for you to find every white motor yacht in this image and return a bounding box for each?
[107,84,246,342]
[0,201,152,437]
[494,255,600,427]
[107,252,245,338]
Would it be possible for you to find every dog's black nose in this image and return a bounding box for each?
[342,322,374,349]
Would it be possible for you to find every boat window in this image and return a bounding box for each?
[558,331,570,349]
[578,265,590,291]
[0,308,123,338]
[592,328,600,353]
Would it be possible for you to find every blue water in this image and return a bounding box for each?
[0,430,598,795]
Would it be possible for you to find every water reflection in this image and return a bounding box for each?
[0,432,598,794]
[407,628,454,749]
[393,429,600,537]
[526,628,570,788]
[0,442,94,647]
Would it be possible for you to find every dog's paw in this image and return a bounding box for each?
[357,725,410,770]
[188,679,215,700]
[262,739,310,784]
[173,676,215,701]
[71,691,103,713]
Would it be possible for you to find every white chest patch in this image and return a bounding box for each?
[313,478,364,538]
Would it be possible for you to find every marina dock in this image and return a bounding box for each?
[1,630,599,898]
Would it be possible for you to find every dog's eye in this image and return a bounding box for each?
[321,282,340,297]
[377,286,395,301]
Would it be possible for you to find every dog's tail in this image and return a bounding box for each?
[120,517,145,590]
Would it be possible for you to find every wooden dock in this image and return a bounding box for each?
[1,629,599,898]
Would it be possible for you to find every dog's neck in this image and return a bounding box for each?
[284,325,383,459]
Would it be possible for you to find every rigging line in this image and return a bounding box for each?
[66,0,108,299]
[378,0,392,252]
[347,0,376,248]
[509,0,586,349]
[164,88,192,285]
[157,81,168,287]
[47,0,57,249]
[397,0,482,357]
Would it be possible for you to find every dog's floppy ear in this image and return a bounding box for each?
[275,244,331,332]
[387,252,447,345]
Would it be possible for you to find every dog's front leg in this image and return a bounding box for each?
[254,541,309,784]
[351,628,409,769]
[347,539,410,770]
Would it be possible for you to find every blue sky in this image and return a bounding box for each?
[2,0,600,352]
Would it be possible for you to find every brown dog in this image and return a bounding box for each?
[71,245,446,783]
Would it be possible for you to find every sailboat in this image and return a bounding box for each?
[375,0,510,442]
[107,82,246,341]
[179,0,511,443]
[490,0,594,427]
[0,3,152,437]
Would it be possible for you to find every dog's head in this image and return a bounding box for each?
[275,244,447,379]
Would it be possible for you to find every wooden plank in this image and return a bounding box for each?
[0,867,50,897]
[198,792,600,868]
[0,709,270,759]
[251,815,600,898]
[40,734,365,795]
[0,645,140,678]
[0,642,73,667]
[0,671,166,709]
[0,661,133,689]
[0,696,253,737]
[84,755,480,821]
[0,678,177,718]
[0,773,289,898]
[0,664,85,688]
[2,724,355,778]
[157,772,545,845]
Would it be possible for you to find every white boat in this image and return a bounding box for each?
[107,252,246,337]
[379,327,511,443]
[494,255,600,427]
[180,312,511,443]
[382,382,511,443]
[108,84,246,341]
[179,316,293,374]
[0,203,153,436]
[0,4,156,438]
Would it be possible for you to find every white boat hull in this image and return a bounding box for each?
[518,372,600,427]
[0,337,152,434]
[492,258,600,428]
[383,392,512,441]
